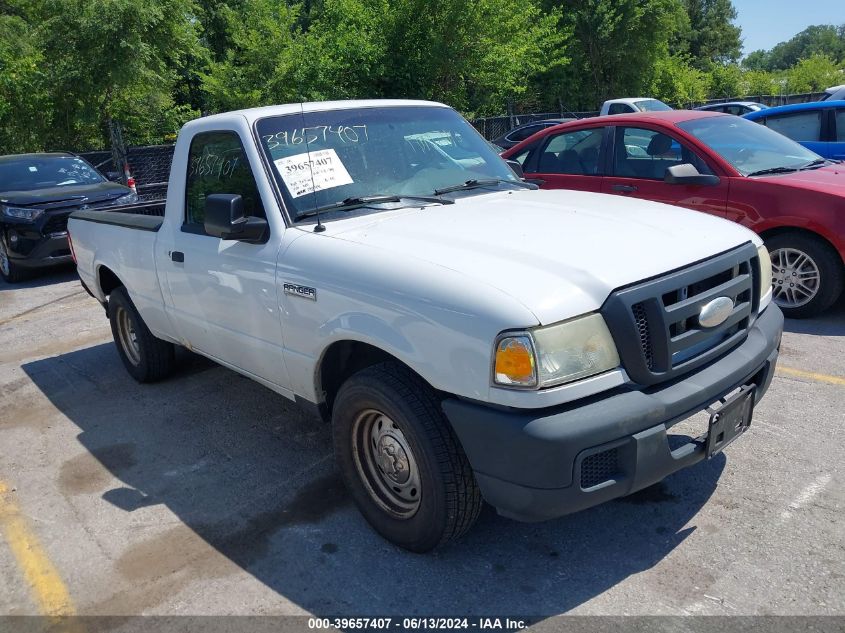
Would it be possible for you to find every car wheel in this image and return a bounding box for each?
[332,361,482,552]
[108,286,176,382]
[767,233,844,319]
[0,236,27,283]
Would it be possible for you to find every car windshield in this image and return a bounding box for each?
[635,99,672,112]
[677,116,820,176]
[0,155,104,193]
[255,106,521,220]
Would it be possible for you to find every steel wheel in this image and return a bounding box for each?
[0,239,10,278]
[351,408,422,519]
[770,247,821,309]
[115,306,142,366]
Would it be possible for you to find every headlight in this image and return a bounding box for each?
[113,192,138,205]
[757,244,773,309]
[2,206,44,222]
[494,313,620,389]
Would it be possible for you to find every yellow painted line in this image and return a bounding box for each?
[777,365,845,386]
[0,480,76,616]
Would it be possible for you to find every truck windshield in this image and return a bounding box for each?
[255,106,521,220]
[0,155,104,193]
[677,116,821,176]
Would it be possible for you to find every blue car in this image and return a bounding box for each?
[743,100,845,160]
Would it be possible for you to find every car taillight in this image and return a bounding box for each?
[126,176,136,193]
[67,230,77,264]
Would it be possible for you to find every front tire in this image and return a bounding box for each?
[108,287,176,382]
[0,237,27,283]
[332,362,482,552]
[767,233,844,319]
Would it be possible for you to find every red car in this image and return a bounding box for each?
[502,110,845,318]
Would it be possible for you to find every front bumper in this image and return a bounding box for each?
[442,304,783,522]
[3,226,72,269]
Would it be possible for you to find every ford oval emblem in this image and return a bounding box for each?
[698,296,734,328]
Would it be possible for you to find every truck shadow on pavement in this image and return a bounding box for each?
[24,343,726,616]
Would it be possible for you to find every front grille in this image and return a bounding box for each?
[43,212,70,234]
[632,302,654,370]
[581,448,619,489]
[602,243,760,386]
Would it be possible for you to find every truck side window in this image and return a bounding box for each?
[185,131,266,234]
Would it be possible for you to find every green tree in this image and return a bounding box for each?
[649,54,708,106]
[32,0,204,149]
[544,0,687,110]
[0,9,48,152]
[679,0,741,67]
[743,24,845,71]
[784,53,844,93]
[706,61,743,98]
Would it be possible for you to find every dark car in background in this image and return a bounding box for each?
[695,101,768,116]
[743,100,845,160]
[0,152,136,282]
[492,118,577,149]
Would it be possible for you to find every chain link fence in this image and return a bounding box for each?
[471,111,598,141]
[78,144,174,202]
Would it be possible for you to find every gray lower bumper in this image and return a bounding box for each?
[442,305,784,522]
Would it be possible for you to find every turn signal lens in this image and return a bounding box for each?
[757,244,773,309]
[494,336,537,387]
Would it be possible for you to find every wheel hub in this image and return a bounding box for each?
[351,409,422,518]
[376,434,411,484]
[770,247,820,309]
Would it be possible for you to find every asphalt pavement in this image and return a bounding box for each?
[1,266,843,620]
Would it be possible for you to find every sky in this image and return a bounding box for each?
[734,0,844,56]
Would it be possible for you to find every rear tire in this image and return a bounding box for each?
[332,362,482,552]
[108,286,176,382]
[766,233,844,319]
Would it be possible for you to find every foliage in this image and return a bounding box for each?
[743,24,845,71]
[542,0,689,110]
[784,54,845,93]
[649,54,708,107]
[678,0,741,67]
[0,10,48,153]
[3,0,844,154]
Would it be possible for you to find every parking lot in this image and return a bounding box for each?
[1,268,843,619]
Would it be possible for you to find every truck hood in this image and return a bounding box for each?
[329,189,756,324]
[0,181,131,209]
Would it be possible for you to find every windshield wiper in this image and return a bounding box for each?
[798,158,828,170]
[746,166,799,177]
[296,194,452,220]
[433,178,537,195]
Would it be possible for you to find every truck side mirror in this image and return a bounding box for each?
[204,194,268,243]
[664,163,721,186]
[505,159,525,179]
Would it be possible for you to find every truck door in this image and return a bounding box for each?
[159,130,290,390]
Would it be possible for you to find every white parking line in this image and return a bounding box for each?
[780,473,832,520]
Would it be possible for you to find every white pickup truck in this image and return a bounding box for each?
[69,99,783,552]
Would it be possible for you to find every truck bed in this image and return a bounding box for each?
[70,200,166,232]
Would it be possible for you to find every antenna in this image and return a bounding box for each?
[299,103,325,233]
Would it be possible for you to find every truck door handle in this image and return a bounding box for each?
[170,251,184,263]
[611,184,638,193]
